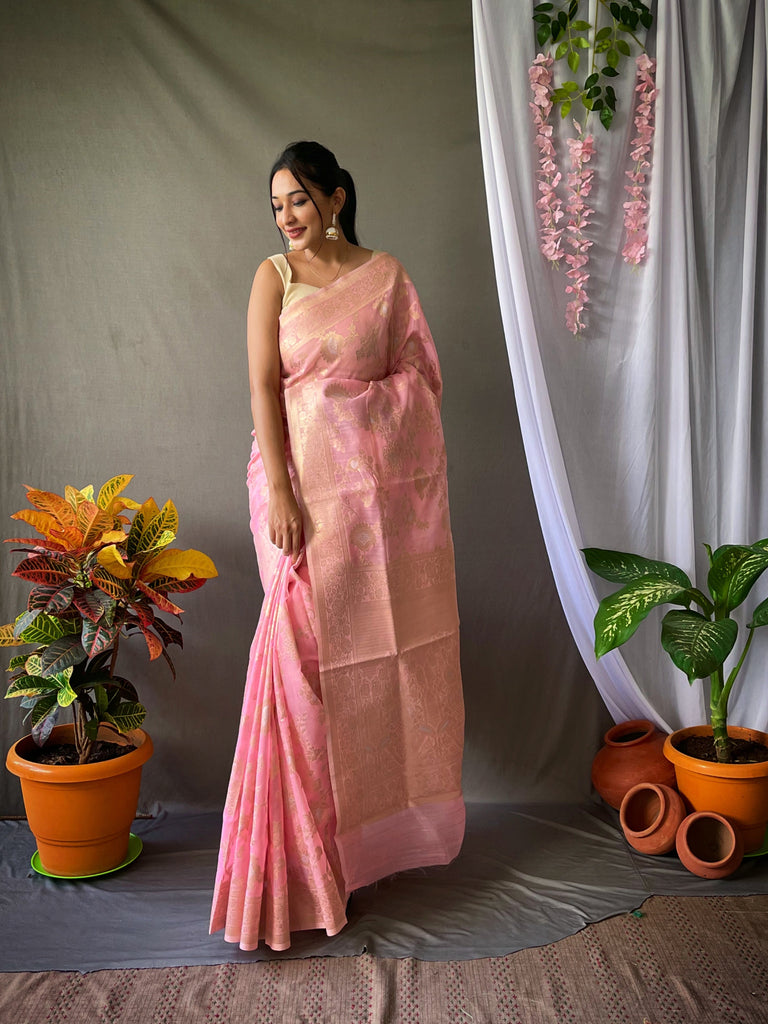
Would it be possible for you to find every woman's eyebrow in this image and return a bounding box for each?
[271,189,308,201]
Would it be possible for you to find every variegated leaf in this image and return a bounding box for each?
[146,574,206,594]
[10,508,59,537]
[12,555,76,587]
[18,613,72,645]
[141,547,217,581]
[584,548,692,589]
[31,696,59,746]
[126,497,161,558]
[55,678,79,707]
[135,580,184,615]
[39,635,87,677]
[103,701,146,734]
[152,617,183,649]
[13,609,41,638]
[90,566,130,600]
[5,675,57,699]
[707,545,768,614]
[96,474,134,511]
[96,544,133,579]
[133,501,179,555]
[8,654,28,670]
[0,623,25,647]
[81,617,118,657]
[4,536,67,551]
[749,596,768,629]
[24,488,78,529]
[139,624,164,661]
[594,577,692,658]
[661,610,738,682]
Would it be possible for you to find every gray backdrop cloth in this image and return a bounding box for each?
[0,0,608,817]
[2,806,767,972]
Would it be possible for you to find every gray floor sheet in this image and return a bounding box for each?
[2,802,767,972]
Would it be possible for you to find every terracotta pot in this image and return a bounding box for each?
[619,782,687,855]
[591,719,676,809]
[6,724,153,876]
[675,811,744,879]
[663,725,768,853]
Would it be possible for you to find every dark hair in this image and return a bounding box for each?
[269,141,359,246]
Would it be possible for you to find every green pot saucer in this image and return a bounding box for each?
[30,833,143,879]
[744,827,768,858]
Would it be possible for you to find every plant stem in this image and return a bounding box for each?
[74,701,93,765]
[709,665,731,763]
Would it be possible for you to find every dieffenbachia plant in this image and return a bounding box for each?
[584,544,768,763]
[1,476,217,763]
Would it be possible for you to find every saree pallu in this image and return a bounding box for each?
[210,253,465,950]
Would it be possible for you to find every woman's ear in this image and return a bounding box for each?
[332,186,346,213]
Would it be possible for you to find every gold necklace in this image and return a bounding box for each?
[304,246,350,286]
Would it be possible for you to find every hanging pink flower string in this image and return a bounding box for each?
[623,54,657,266]
[529,55,564,264]
[564,124,595,334]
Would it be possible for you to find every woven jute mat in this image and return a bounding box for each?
[2,895,767,1023]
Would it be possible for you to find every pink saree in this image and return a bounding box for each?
[210,253,465,951]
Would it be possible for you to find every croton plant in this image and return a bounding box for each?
[1,475,217,763]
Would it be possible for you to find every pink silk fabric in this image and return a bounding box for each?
[210,252,465,950]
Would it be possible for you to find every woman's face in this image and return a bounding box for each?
[270,168,329,252]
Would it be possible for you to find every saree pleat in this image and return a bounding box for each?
[209,552,347,951]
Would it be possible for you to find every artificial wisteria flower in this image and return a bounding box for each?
[564,124,596,334]
[529,54,564,264]
[623,54,657,266]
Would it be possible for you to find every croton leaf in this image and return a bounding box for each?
[0,623,25,647]
[10,508,59,538]
[26,585,74,615]
[30,696,60,746]
[13,609,42,638]
[96,544,133,580]
[24,487,78,529]
[141,548,217,581]
[126,497,159,557]
[661,610,738,682]
[77,500,116,547]
[12,555,77,587]
[4,536,68,551]
[81,617,119,657]
[55,678,79,707]
[90,566,130,600]
[139,624,164,661]
[48,524,86,549]
[152,618,183,649]
[132,501,179,556]
[708,545,768,614]
[143,574,206,595]
[5,675,58,699]
[40,635,87,677]
[95,474,133,509]
[134,580,185,616]
[594,577,693,658]
[103,701,146,734]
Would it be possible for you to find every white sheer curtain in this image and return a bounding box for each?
[472,0,768,731]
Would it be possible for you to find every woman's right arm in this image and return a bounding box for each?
[247,259,303,559]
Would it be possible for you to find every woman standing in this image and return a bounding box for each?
[210,141,465,951]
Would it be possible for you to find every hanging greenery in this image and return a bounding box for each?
[529,0,656,334]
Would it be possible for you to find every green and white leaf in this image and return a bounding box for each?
[55,679,79,707]
[594,577,693,657]
[661,610,738,682]
[584,548,692,588]
[708,545,768,614]
[749,595,768,629]
[5,675,58,699]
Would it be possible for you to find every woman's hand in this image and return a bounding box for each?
[268,484,303,559]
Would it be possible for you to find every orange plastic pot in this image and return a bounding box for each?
[663,725,768,853]
[6,723,153,876]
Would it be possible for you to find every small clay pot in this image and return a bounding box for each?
[591,719,677,809]
[675,811,744,879]
[619,782,687,855]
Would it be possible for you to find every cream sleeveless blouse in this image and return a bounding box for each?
[268,253,318,310]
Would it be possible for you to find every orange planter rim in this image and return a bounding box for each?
[6,724,153,783]
[663,725,768,779]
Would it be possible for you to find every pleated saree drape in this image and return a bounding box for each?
[211,253,465,950]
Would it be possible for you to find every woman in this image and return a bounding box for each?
[210,141,465,951]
